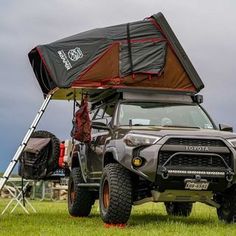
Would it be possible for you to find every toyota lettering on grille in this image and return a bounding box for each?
[185,146,210,152]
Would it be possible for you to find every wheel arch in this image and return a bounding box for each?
[71,152,80,169]
[70,151,87,183]
[103,148,119,167]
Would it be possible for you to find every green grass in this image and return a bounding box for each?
[0,199,235,236]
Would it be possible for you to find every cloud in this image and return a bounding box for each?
[0,0,236,172]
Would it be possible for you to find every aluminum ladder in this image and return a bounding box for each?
[0,94,52,191]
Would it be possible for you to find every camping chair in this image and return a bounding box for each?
[1,178,36,215]
[1,137,52,215]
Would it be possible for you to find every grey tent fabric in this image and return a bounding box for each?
[120,41,167,76]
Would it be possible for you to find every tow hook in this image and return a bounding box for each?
[225,170,234,182]
[195,175,201,181]
[161,168,169,179]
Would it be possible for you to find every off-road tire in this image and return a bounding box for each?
[68,167,94,217]
[99,163,133,224]
[31,130,60,174]
[216,185,236,223]
[165,202,193,217]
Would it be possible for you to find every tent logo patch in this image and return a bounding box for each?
[57,50,72,70]
[68,47,83,61]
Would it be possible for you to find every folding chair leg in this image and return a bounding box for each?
[12,194,36,213]
[10,182,35,214]
[23,198,36,213]
[1,199,15,215]
[10,200,29,214]
[1,182,36,215]
[1,187,17,215]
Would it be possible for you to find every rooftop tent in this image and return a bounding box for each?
[28,12,204,100]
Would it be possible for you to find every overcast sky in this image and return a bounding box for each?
[0,0,236,172]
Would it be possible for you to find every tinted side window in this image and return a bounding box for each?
[93,103,115,124]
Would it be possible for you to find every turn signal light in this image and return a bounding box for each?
[132,157,143,167]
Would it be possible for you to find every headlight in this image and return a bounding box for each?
[227,138,236,147]
[124,134,161,147]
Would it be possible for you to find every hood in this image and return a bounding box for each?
[119,126,236,140]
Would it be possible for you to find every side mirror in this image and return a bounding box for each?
[192,94,203,104]
[219,124,233,132]
[92,122,110,131]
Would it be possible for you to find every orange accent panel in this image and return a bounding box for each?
[72,44,119,87]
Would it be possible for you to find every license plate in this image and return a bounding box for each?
[185,181,209,190]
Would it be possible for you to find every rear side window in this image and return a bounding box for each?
[92,103,115,124]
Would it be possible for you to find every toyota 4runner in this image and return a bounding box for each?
[66,89,236,224]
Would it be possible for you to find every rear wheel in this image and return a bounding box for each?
[68,167,95,217]
[99,163,133,224]
[165,202,193,217]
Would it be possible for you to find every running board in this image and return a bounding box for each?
[0,94,52,191]
[77,183,100,188]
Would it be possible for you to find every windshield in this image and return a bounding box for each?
[118,102,215,129]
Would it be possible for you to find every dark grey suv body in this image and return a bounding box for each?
[67,89,236,224]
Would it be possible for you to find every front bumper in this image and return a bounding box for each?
[126,136,236,191]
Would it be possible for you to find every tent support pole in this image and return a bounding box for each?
[0,93,53,191]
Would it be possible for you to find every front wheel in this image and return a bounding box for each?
[165,202,193,217]
[99,163,133,224]
[68,167,95,217]
[216,185,236,223]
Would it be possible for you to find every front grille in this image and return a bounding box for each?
[159,151,231,168]
[158,138,232,169]
[165,138,225,147]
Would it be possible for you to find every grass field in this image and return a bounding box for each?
[0,199,236,236]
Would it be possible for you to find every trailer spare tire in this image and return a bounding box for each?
[19,130,60,180]
[31,130,60,174]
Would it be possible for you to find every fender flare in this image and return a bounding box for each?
[71,151,87,183]
[103,147,119,167]
[103,147,149,180]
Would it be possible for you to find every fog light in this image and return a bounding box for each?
[132,157,143,167]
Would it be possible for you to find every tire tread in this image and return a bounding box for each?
[99,163,133,224]
[68,167,94,217]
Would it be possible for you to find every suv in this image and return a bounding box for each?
[67,89,236,224]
